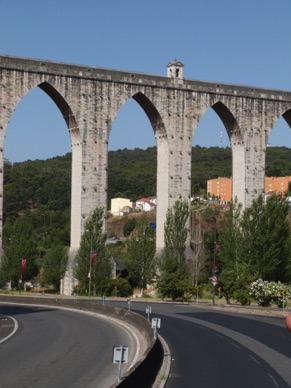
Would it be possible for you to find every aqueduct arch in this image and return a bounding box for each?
[1,55,291,294]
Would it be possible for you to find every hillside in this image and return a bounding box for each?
[106,210,156,238]
[3,145,291,223]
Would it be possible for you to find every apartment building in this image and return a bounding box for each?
[207,177,232,203]
[207,176,291,203]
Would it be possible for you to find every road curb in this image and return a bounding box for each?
[153,334,172,388]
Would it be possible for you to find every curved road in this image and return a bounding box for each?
[2,300,291,388]
[108,300,291,388]
[0,303,137,388]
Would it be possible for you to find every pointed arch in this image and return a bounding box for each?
[109,91,168,253]
[211,101,242,144]
[282,109,291,129]
[193,100,244,205]
[36,82,82,258]
[133,92,169,253]
[267,109,291,148]
[38,82,80,146]
[132,92,167,140]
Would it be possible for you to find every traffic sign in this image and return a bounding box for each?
[152,317,161,339]
[113,346,128,364]
[113,345,129,382]
[210,276,217,286]
[146,306,152,314]
[151,318,161,329]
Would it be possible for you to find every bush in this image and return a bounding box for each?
[249,279,291,307]
[104,278,133,297]
[157,271,193,301]
[123,218,136,237]
[234,289,251,306]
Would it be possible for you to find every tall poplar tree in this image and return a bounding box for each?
[241,194,291,282]
[75,207,111,295]
[158,199,192,300]
[0,217,38,288]
[219,198,257,304]
[219,194,291,303]
[43,245,68,292]
[127,217,156,294]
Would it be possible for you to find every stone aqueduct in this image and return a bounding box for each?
[1,54,291,295]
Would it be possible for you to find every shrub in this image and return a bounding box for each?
[123,218,136,237]
[249,279,291,307]
[104,278,133,297]
[234,289,251,306]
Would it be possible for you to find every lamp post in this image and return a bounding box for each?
[87,230,93,297]
[212,239,216,305]
[212,218,217,306]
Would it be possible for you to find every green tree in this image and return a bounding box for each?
[158,270,193,301]
[190,209,208,287]
[75,207,111,295]
[0,217,38,288]
[43,245,68,292]
[123,218,136,237]
[127,217,156,294]
[104,277,132,297]
[241,194,291,282]
[218,198,255,303]
[219,194,291,304]
[158,200,193,300]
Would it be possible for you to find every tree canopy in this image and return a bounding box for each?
[127,216,156,293]
[218,194,291,304]
[74,207,112,295]
[158,200,193,300]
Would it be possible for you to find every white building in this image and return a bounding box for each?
[110,198,133,216]
[135,197,156,212]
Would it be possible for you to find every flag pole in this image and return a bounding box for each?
[88,233,92,297]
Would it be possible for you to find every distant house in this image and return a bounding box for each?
[110,198,133,216]
[148,196,157,205]
[135,197,156,212]
[264,190,277,203]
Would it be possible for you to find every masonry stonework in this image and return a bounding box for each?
[1,55,291,295]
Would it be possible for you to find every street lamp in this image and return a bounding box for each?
[212,218,217,306]
[212,239,216,305]
[86,229,93,297]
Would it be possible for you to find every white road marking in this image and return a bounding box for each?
[231,342,241,349]
[249,355,260,364]
[0,315,18,344]
[268,373,279,387]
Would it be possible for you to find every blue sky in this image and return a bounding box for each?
[1,0,291,162]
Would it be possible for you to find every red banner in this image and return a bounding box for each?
[90,251,97,268]
[21,258,27,275]
[215,242,221,253]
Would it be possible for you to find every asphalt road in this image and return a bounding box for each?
[0,303,137,388]
[2,299,291,388]
[106,300,291,388]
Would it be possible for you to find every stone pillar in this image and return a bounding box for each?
[162,88,194,258]
[240,99,269,208]
[155,134,169,254]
